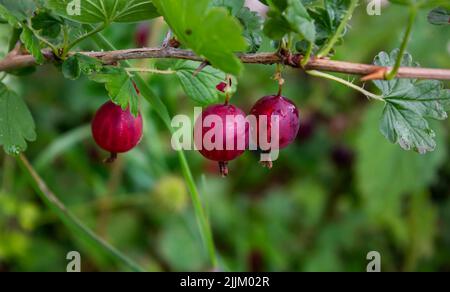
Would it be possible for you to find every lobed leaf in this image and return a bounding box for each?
[152,0,247,75]
[373,50,450,154]
[174,61,237,106]
[46,0,159,24]
[0,82,36,155]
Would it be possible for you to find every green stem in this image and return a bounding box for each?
[25,22,58,53]
[385,7,417,80]
[90,31,218,269]
[317,0,359,58]
[177,151,217,267]
[307,70,384,101]
[300,41,313,68]
[17,154,145,272]
[64,23,108,58]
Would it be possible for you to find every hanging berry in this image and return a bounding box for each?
[250,66,300,167]
[91,101,143,163]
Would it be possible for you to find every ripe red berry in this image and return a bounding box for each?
[194,104,249,177]
[92,101,143,162]
[250,95,300,166]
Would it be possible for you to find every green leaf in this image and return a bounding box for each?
[263,0,316,42]
[0,3,20,27]
[373,50,450,154]
[62,53,103,80]
[284,0,315,42]
[46,0,160,24]
[211,0,263,53]
[0,0,38,22]
[0,82,36,155]
[301,0,351,48]
[20,26,44,64]
[237,7,263,53]
[62,53,139,116]
[356,103,446,218]
[210,0,245,14]
[32,11,62,39]
[427,7,450,25]
[174,61,237,106]
[89,67,139,116]
[263,11,292,39]
[152,0,247,75]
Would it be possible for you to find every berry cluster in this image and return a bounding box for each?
[90,86,300,176]
[195,94,300,176]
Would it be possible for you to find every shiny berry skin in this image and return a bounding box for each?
[250,95,300,150]
[194,104,249,176]
[92,101,143,161]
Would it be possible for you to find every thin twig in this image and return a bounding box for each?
[1,47,450,80]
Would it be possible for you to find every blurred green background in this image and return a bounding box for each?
[0,5,449,272]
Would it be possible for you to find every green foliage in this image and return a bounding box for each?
[46,0,159,24]
[62,54,139,116]
[389,0,450,9]
[20,26,45,64]
[31,11,63,39]
[264,0,316,42]
[356,104,446,252]
[0,3,21,27]
[308,0,351,46]
[62,53,103,80]
[89,67,140,117]
[0,82,36,155]
[373,50,450,153]
[152,0,247,75]
[357,104,446,214]
[174,60,236,106]
[212,0,264,53]
[0,0,38,22]
[0,0,450,273]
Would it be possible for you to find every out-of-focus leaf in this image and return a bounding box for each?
[356,103,447,218]
[0,82,36,155]
[0,0,37,22]
[158,220,207,271]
